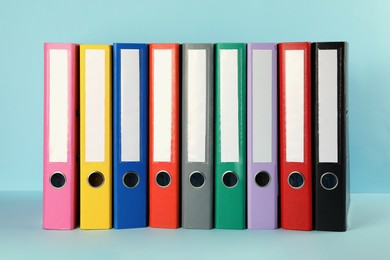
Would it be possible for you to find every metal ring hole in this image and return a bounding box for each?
[88,171,105,188]
[255,171,271,188]
[156,171,171,188]
[222,171,239,188]
[189,171,205,188]
[50,172,66,189]
[320,172,338,191]
[123,172,140,188]
[288,171,305,189]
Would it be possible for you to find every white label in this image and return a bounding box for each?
[252,50,273,163]
[220,50,239,162]
[49,49,68,162]
[153,50,172,162]
[187,50,207,162]
[121,49,140,162]
[285,50,304,162]
[319,49,338,163]
[85,50,105,162]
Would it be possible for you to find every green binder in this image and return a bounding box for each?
[215,43,246,229]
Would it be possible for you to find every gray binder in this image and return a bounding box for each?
[181,44,214,229]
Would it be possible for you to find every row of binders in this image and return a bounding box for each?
[43,42,349,232]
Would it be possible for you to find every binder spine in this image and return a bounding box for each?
[247,43,278,229]
[313,42,348,231]
[80,44,112,229]
[279,42,312,231]
[181,44,214,229]
[113,43,148,229]
[149,44,180,228]
[215,43,246,229]
[43,43,79,230]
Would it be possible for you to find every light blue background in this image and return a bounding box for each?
[0,0,389,192]
[1,192,390,259]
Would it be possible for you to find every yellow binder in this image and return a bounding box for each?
[80,45,112,229]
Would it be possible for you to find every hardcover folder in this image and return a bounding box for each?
[215,43,246,229]
[181,44,214,229]
[279,42,312,231]
[113,43,148,229]
[247,43,278,229]
[312,42,350,231]
[149,44,180,228]
[80,44,112,229]
[43,43,79,230]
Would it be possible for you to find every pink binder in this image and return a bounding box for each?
[43,43,79,229]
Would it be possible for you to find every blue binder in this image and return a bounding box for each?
[113,43,148,228]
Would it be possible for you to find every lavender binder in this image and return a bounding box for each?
[247,43,278,229]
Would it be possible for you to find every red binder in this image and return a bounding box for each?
[279,42,312,230]
[149,44,180,228]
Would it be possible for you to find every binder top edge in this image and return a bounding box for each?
[149,43,180,49]
[278,42,311,50]
[312,42,347,49]
[44,43,78,49]
[182,43,214,49]
[80,44,112,51]
[113,43,148,47]
[247,43,277,50]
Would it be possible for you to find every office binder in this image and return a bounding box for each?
[312,42,349,231]
[247,43,278,229]
[113,43,148,229]
[181,44,214,229]
[80,44,112,229]
[149,44,180,228]
[43,43,78,230]
[215,43,246,229]
[279,42,312,231]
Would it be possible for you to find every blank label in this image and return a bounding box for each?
[252,50,272,163]
[153,50,172,162]
[319,49,338,163]
[85,50,106,162]
[49,49,68,163]
[187,49,207,162]
[220,49,239,162]
[285,50,304,163]
[121,49,140,162]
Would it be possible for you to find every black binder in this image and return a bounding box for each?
[312,42,350,231]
